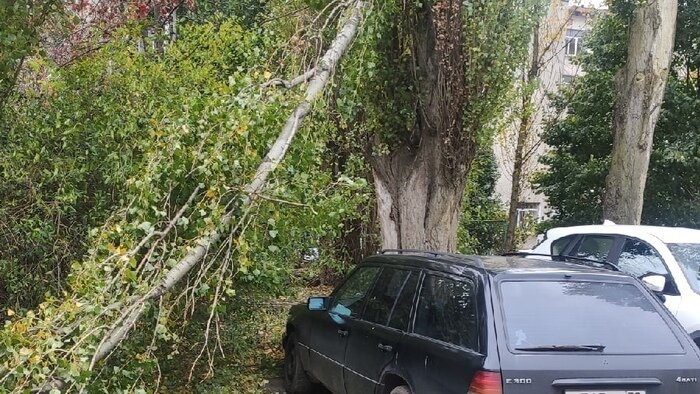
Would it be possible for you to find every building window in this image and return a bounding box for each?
[516,202,541,227]
[565,29,585,56]
[561,74,575,85]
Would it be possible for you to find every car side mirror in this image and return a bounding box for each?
[307,296,328,311]
[642,274,666,293]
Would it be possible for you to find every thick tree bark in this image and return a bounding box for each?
[603,0,678,224]
[372,0,469,252]
[373,135,466,251]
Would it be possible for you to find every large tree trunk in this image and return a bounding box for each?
[373,134,466,251]
[372,0,469,252]
[603,0,678,224]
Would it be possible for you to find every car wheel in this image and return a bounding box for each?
[283,333,315,394]
[390,385,412,394]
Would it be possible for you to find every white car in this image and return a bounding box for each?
[528,223,700,346]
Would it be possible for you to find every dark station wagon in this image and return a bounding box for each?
[283,250,700,394]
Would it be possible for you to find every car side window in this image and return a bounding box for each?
[551,234,577,256]
[330,267,380,318]
[387,272,419,331]
[572,235,615,262]
[362,268,412,325]
[414,275,478,350]
[617,238,669,278]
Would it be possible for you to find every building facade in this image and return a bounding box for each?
[493,0,600,231]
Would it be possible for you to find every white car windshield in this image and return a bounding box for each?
[667,243,700,294]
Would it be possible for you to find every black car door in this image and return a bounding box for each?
[399,272,485,394]
[343,267,419,394]
[307,266,380,394]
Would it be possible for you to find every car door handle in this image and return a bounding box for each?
[377,343,393,352]
[337,329,349,337]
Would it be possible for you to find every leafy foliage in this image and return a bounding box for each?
[0,18,268,309]
[333,0,544,152]
[459,147,507,254]
[461,0,548,141]
[0,0,62,101]
[535,0,700,228]
[184,0,267,26]
[0,0,628,391]
[0,9,372,390]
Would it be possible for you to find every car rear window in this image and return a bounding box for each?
[500,280,684,354]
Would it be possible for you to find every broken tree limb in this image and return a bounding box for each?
[245,1,364,198]
[262,67,316,88]
[90,0,366,368]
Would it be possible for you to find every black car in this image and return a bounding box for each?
[282,250,700,394]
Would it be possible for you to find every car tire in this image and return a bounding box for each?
[283,333,315,394]
[390,385,412,394]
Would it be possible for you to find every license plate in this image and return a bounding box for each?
[565,391,646,394]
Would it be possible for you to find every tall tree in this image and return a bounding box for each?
[371,0,468,251]
[603,0,678,224]
[344,0,540,251]
[503,0,573,251]
[535,0,700,229]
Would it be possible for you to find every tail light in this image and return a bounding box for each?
[467,370,503,394]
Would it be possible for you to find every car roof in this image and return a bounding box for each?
[363,251,629,278]
[545,224,700,244]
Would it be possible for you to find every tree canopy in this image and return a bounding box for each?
[535,0,700,229]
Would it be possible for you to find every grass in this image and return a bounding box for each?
[158,284,333,393]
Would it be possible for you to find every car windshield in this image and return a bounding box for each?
[667,243,700,294]
[500,280,684,354]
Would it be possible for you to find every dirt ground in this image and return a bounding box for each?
[261,285,335,394]
[263,377,332,394]
[263,377,286,394]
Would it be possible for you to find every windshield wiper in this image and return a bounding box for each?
[515,344,606,352]
[504,252,621,272]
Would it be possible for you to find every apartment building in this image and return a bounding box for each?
[493,0,600,228]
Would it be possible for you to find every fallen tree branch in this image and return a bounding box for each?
[253,193,317,212]
[90,0,366,369]
[262,67,316,88]
[130,185,202,258]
